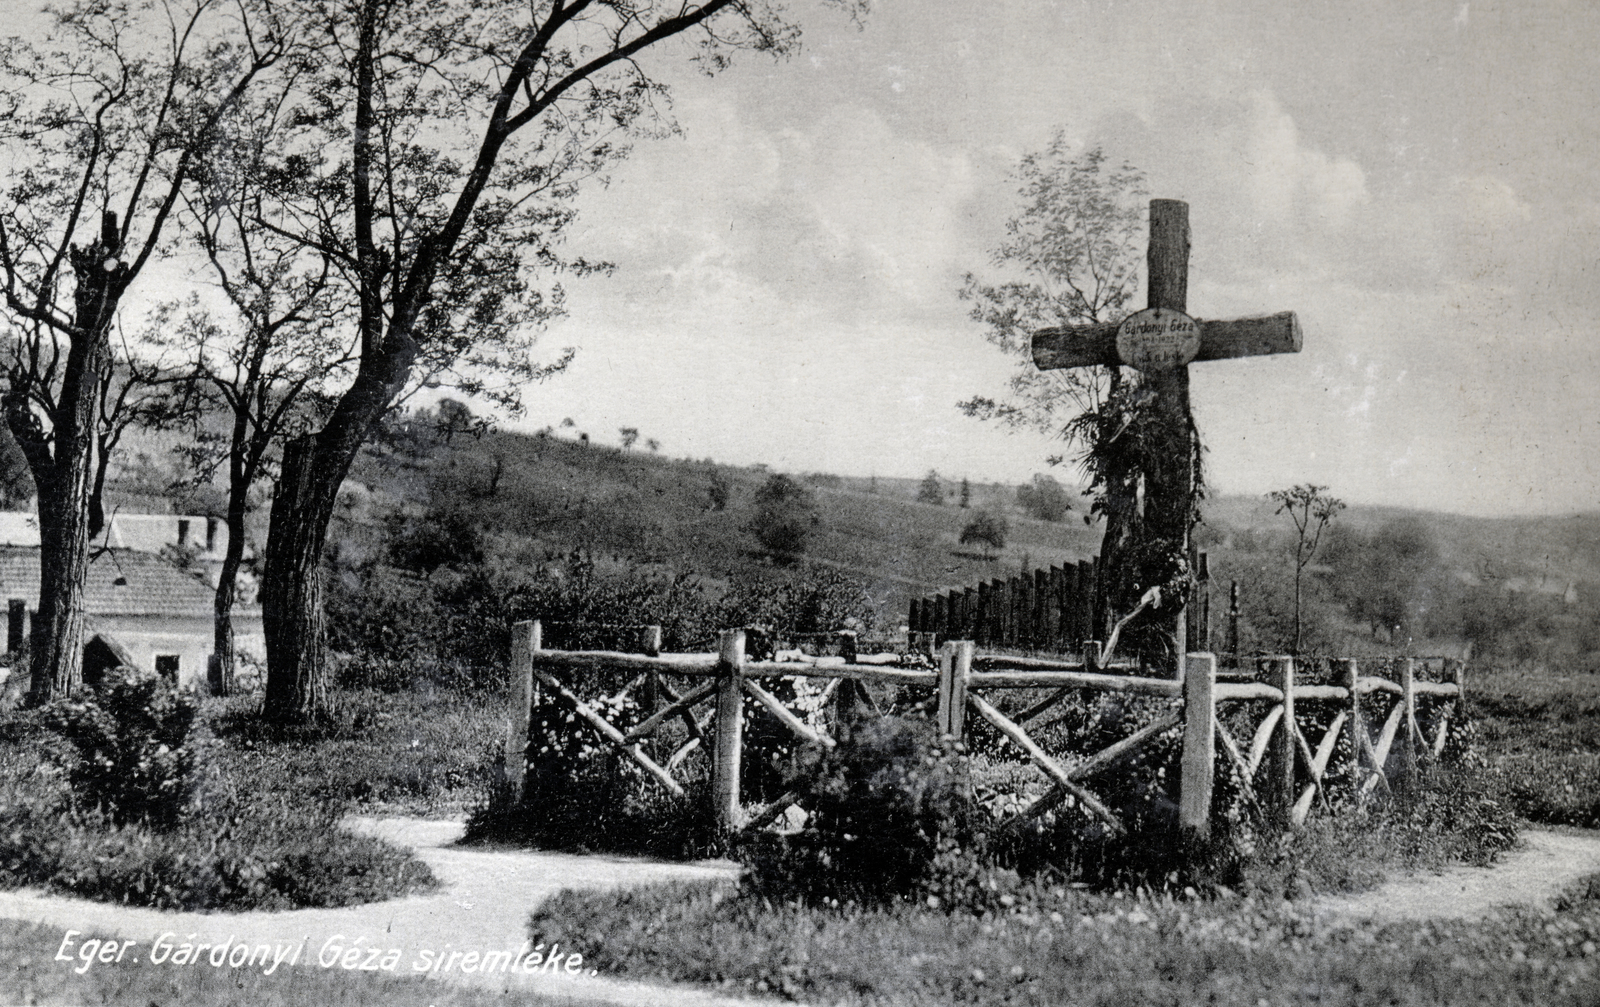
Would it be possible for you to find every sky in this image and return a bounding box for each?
[504,0,1600,518]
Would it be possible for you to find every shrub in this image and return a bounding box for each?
[747,473,818,559]
[743,716,999,908]
[41,667,197,828]
[0,776,435,911]
[465,690,717,859]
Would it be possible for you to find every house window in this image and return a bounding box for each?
[177,519,190,545]
[155,655,180,681]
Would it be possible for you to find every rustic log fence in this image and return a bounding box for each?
[505,618,1467,843]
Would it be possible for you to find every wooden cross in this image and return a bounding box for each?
[1030,199,1302,664]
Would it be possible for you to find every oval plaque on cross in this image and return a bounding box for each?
[1115,308,1201,371]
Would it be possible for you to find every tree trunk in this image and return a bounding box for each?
[29,470,94,701]
[260,435,334,723]
[210,498,249,695]
[10,213,121,703]
[260,342,417,723]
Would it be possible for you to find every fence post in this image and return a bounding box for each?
[640,624,663,656]
[1451,657,1468,720]
[1180,652,1216,840]
[506,620,541,803]
[1398,657,1417,791]
[835,630,858,663]
[1078,559,1096,647]
[1226,581,1240,667]
[712,629,747,833]
[1267,656,1296,830]
[1336,658,1362,806]
[937,640,972,742]
[1031,568,1046,649]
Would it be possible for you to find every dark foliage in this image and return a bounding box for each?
[1016,473,1073,522]
[743,716,991,908]
[41,668,197,828]
[748,474,818,560]
[959,510,1008,556]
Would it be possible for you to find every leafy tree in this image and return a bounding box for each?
[917,470,944,505]
[239,0,862,723]
[1327,517,1444,645]
[153,110,357,694]
[618,427,640,451]
[748,473,818,561]
[958,141,1188,664]
[959,510,1008,558]
[386,504,485,578]
[435,400,483,444]
[1268,484,1345,655]
[1016,473,1073,523]
[0,0,286,701]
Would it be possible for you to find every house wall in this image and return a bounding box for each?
[89,614,266,691]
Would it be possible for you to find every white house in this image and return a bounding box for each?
[0,513,264,691]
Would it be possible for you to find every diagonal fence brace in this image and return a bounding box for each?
[531,667,686,797]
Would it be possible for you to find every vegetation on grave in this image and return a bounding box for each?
[462,563,877,856]
[0,670,435,911]
[528,693,1538,1007]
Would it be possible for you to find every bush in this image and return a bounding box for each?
[743,716,1003,909]
[0,775,435,911]
[747,474,818,560]
[41,667,197,828]
[465,689,717,859]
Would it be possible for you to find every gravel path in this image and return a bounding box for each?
[0,816,755,1006]
[9,817,1600,1004]
[1313,828,1600,922]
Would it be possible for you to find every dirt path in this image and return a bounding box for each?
[1313,828,1600,922]
[0,816,755,1006]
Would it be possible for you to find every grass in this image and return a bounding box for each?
[1471,666,1600,829]
[0,918,620,1007]
[0,682,506,913]
[205,684,508,817]
[531,872,1600,1006]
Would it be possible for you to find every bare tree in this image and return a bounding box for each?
[1268,483,1345,655]
[0,0,285,701]
[156,127,353,695]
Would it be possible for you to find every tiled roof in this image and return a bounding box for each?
[0,546,239,618]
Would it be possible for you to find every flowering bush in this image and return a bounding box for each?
[41,667,197,828]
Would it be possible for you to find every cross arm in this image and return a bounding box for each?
[1032,311,1302,372]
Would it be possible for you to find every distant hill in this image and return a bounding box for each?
[94,416,1600,644]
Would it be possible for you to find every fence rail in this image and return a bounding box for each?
[505,618,1467,844]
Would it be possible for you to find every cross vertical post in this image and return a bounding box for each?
[1144,199,1193,663]
[1031,199,1303,676]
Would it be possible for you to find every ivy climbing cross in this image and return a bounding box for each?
[1030,199,1303,668]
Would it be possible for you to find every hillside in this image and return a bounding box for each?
[337,426,1102,624]
[93,414,1600,660]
